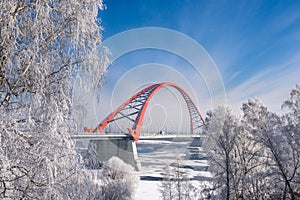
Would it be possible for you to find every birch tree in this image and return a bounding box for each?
[204,91,300,199]
[232,120,267,200]
[160,160,198,200]
[204,106,240,200]
[281,85,300,199]
[243,98,299,199]
[0,0,109,199]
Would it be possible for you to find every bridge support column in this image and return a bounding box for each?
[190,137,202,147]
[185,137,204,160]
[88,138,141,171]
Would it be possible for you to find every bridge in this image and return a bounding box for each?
[76,82,205,170]
[72,134,203,140]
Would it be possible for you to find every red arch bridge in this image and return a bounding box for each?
[83,82,205,141]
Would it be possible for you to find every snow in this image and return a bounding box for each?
[136,180,161,200]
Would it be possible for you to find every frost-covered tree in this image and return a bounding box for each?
[204,106,240,200]
[205,104,273,199]
[100,157,139,200]
[240,99,277,199]
[243,98,299,199]
[0,0,109,199]
[204,89,300,199]
[160,165,176,200]
[160,160,199,200]
[233,119,267,200]
[281,85,300,199]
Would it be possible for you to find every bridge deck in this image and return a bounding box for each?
[71,134,204,140]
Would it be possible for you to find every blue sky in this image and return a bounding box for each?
[91,0,300,122]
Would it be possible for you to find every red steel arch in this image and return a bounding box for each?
[84,82,205,141]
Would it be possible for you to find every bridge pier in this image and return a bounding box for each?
[190,137,202,147]
[88,138,142,171]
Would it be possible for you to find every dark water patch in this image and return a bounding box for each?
[190,176,213,181]
[141,162,166,167]
[185,154,210,160]
[141,176,164,181]
[188,148,200,153]
[180,165,194,169]
[141,175,212,182]
[185,165,209,171]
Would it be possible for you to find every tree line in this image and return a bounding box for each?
[203,85,299,199]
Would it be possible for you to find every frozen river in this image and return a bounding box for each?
[136,138,212,180]
[136,138,212,199]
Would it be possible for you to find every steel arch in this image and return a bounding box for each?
[84,82,205,141]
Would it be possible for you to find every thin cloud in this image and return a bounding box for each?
[227,52,300,113]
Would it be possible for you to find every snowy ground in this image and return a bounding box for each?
[136,180,160,200]
[135,139,212,199]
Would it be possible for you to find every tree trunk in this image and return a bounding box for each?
[226,152,230,200]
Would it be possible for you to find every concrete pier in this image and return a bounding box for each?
[190,136,203,147]
[88,138,142,171]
